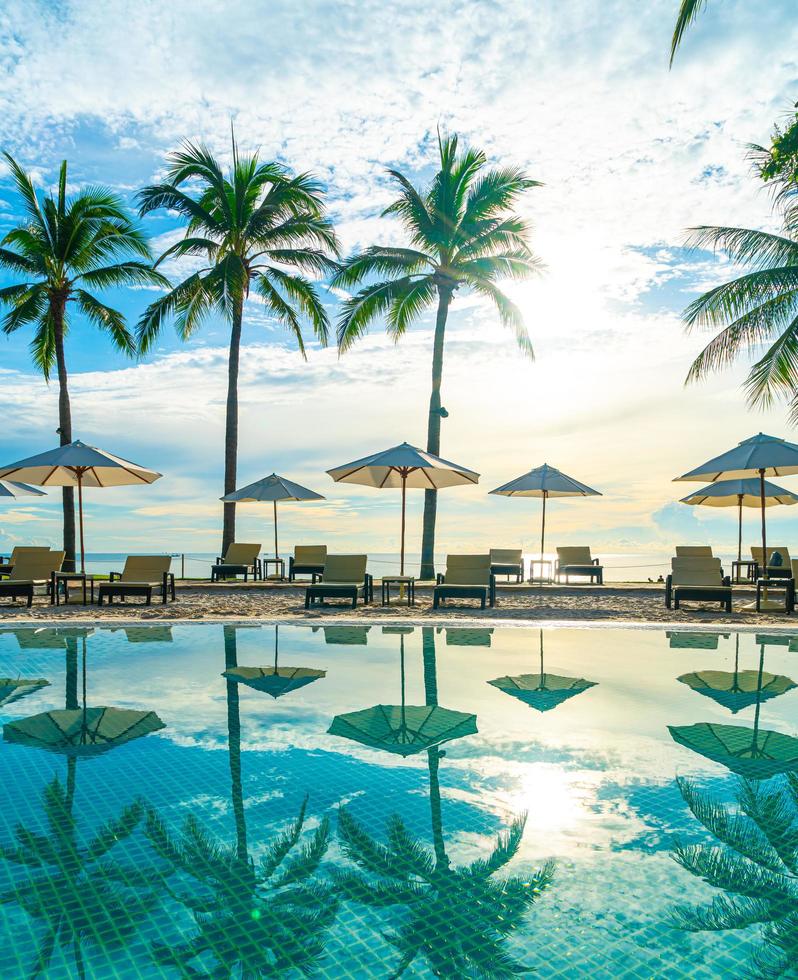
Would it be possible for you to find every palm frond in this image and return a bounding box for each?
[259,266,329,346]
[386,815,435,880]
[29,314,56,380]
[74,290,135,355]
[2,152,50,239]
[331,246,432,289]
[0,246,37,274]
[745,315,798,412]
[0,283,47,334]
[382,170,436,248]
[336,276,424,352]
[671,0,709,65]
[468,279,534,357]
[685,225,798,271]
[673,844,794,906]
[270,816,331,889]
[468,814,527,878]
[136,272,213,352]
[457,251,541,282]
[137,183,221,233]
[85,800,143,862]
[464,167,542,226]
[670,892,776,932]
[151,237,218,268]
[260,795,308,881]
[255,273,306,356]
[385,276,435,340]
[76,261,170,290]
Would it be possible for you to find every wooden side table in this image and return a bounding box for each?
[53,571,95,606]
[731,559,758,584]
[382,576,416,606]
[756,578,795,613]
[263,558,285,580]
[528,559,554,585]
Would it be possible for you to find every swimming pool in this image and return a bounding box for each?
[0,622,795,978]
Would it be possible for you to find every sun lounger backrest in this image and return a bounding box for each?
[671,557,724,587]
[751,546,792,566]
[323,554,367,583]
[224,543,261,565]
[489,548,522,564]
[675,545,713,558]
[8,546,49,563]
[444,554,491,585]
[557,546,593,565]
[10,550,65,581]
[295,545,327,564]
[121,555,172,583]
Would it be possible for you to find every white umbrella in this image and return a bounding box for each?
[0,481,46,498]
[490,464,601,578]
[679,477,798,562]
[0,440,162,572]
[675,433,798,609]
[327,442,479,575]
[221,473,324,558]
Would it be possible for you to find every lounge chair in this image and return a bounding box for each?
[489,548,523,583]
[751,546,792,580]
[97,556,176,606]
[0,550,64,608]
[289,545,327,583]
[0,545,49,577]
[675,546,714,558]
[212,543,262,582]
[433,555,496,609]
[555,547,604,584]
[304,555,373,609]
[665,557,732,612]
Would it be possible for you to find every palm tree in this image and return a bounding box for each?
[681,221,798,422]
[0,156,168,570]
[333,132,541,579]
[331,625,554,977]
[671,774,798,977]
[144,624,338,976]
[137,133,339,554]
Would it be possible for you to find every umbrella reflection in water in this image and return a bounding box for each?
[222,624,326,699]
[670,634,798,779]
[488,629,597,713]
[328,626,477,756]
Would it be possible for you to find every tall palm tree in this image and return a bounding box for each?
[137,133,338,554]
[0,156,168,570]
[334,132,541,578]
[145,624,337,975]
[671,774,798,977]
[681,222,798,422]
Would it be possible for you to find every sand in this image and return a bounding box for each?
[0,580,794,627]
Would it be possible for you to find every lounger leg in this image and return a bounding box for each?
[674,596,680,609]
[305,593,311,610]
[27,590,32,609]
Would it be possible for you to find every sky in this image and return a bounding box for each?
[1,0,798,571]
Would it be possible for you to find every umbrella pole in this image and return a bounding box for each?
[273,500,278,559]
[760,468,768,604]
[536,491,547,586]
[77,471,86,574]
[737,495,743,564]
[400,472,407,576]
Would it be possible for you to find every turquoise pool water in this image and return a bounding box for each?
[0,623,796,978]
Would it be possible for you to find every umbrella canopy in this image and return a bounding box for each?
[679,477,798,562]
[666,631,729,650]
[668,722,798,780]
[675,434,798,603]
[327,442,479,575]
[0,677,51,708]
[328,704,477,757]
[221,473,324,559]
[0,440,161,571]
[0,480,46,498]
[490,464,601,578]
[4,706,164,757]
[677,669,797,714]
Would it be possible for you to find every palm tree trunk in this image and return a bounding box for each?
[223,625,248,861]
[222,296,244,555]
[420,286,452,580]
[53,303,76,572]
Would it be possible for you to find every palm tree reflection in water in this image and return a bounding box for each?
[0,632,155,978]
[332,626,554,978]
[147,624,338,976]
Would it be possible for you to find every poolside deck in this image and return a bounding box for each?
[0,580,794,625]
